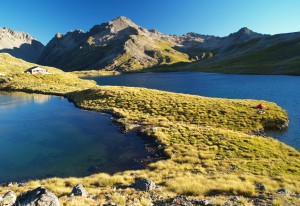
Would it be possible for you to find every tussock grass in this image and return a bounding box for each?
[68,86,288,132]
[0,53,96,94]
[165,174,256,196]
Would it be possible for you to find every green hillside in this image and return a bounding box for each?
[145,37,300,75]
[0,53,96,94]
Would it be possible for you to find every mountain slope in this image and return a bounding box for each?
[38,16,190,71]
[37,16,300,74]
[148,28,300,75]
[169,32,300,75]
[0,27,44,63]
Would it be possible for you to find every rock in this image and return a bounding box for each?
[15,187,59,206]
[293,193,300,198]
[0,77,13,83]
[153,196,210,206]
[193,199,210,206]
[230,196,239,202]
[133,178,156,192]
[17,182,28,187]
[251,129,266,137]
[0,191,16,206]
[6,183,14,187]
[278,121,289,130]
[276,188,293,195]
[255,183,266,191]
[253,198,264,205]
[101,203,120,206]
[70,184,88,197]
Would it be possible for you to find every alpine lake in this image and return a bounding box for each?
[1,72,299,182]
[0,92,149,183]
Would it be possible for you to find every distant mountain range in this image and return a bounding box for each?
[1,16,300,74]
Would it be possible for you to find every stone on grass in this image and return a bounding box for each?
[15,187,59,206]
[70,184,88,197]
[133,178,155,192]
[276,188,293,195]
[255,183,266,191]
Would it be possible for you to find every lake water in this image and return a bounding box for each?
[0,92,149,183]
[86,72,300,151]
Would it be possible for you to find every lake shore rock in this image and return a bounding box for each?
[15,187,59,206]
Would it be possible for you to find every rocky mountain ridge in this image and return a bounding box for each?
[3,16,300,74]
[39,16,274,72]
[0,27,44,62]
[37,16,189,71]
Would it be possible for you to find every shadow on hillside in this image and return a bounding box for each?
[0,40,43,63]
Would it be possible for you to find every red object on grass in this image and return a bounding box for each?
[256,103,266,109]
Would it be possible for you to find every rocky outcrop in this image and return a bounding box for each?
[38,16,190,72]
[0,27,44,63]
[15,187,59,206]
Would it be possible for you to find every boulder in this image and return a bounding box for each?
[0,191,16,206]
[276,188,293,195]
[255,183,266,191]
[70,184,88,197]
[133,178,155,192]
[15,187,59,206]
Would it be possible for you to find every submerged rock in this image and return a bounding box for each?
[15,187,59,206]
[70,184,88,197]
[0,191,16,206]
[133,178,156,192]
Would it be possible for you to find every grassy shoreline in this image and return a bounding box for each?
[0,53,299,205]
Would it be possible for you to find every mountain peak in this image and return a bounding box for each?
[115,16,130,21]
[108,16,138,32]
[88,16,139,35]
[228,27,264,41]
[1,27,32,40]
[237,27,253,35]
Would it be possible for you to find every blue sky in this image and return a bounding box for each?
[1,0,300,44]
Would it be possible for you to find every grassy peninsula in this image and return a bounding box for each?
[0,53,299,205]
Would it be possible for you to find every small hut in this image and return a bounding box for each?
[25,66,48,75]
